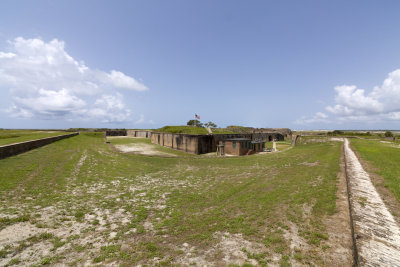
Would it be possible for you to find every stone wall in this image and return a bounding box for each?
[0,132,79,160]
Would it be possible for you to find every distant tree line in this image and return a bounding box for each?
[327,130,395,138]
[67,128,126,132]
[327,130,372,136]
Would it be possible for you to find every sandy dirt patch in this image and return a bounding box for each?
[72,150,87,179]
[175,232,270,266]
[298,161,319,166]
[330,137,344,142]
[114,143,177,157]
[344,138,400,266]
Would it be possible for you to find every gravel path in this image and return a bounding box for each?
[344,138,400,266]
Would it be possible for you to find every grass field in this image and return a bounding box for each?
[0,133,345,266]
[350,139,400,202]
[0,130,67,146]
[264,141,292,151]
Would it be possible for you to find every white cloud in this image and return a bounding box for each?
[108,70,148,91]
[297,68,400,125]
[10,88,86,119]
[326,85,383,116]
[135,114,155,124]
[0,52,15,58]
[0,37,148,123]
[88,94,130,123]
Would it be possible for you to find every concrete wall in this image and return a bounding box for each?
[0,132,79,160]
[127,130,152,138]
[105,130,127,136]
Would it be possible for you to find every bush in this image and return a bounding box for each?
[385,131,394,137]
[187,120,204,127]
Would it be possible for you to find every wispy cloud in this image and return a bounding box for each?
[135,114,154,125]
[295,112,329,125]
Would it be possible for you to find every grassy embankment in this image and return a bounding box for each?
[0,130,67,146]
[155,126,237,135]
[350,139,400,202]
[0,132,341,266]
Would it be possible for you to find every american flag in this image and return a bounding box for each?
[195,114,200,119]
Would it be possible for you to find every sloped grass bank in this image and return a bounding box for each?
[351,139,400,202]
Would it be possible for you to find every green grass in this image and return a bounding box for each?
[0,130,67,146]
[264,141,291,150]
[226,125,250,133]
[351,138,400,202]
[0,132,342,266]
[155,126,208,134]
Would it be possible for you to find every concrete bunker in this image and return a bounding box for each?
[150,132,284,155]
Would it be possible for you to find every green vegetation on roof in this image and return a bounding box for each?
[155,126,209,135]
[226,125,251,133]
[210,128,237,134]
[154,126,238,135]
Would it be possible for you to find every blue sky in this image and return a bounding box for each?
[1,1,400,130]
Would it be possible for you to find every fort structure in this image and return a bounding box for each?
[105,129,284,155]
[150,132,283,155]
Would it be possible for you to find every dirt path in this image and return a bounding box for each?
[114,143,177,157]
[344,138,400,266]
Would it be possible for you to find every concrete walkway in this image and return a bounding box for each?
[344,138,400,266]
